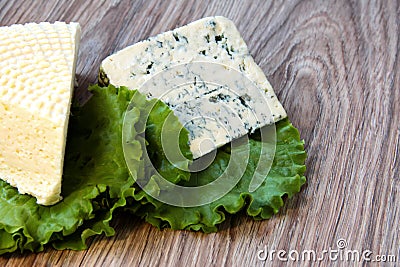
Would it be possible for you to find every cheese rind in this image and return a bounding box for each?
[0,22,80,205]
[101,16,287,158]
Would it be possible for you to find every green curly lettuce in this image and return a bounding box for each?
[133,118,306,232]
[0,83,306,254]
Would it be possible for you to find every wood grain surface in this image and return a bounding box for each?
[1,0,399,266]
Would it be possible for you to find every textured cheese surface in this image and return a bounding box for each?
[101,16,287,158]
[0,22,80,205]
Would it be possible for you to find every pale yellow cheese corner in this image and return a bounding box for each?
[0,22,81,205]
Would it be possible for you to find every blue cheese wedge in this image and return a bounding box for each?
[0,22,81,205]
[100,16,287,158]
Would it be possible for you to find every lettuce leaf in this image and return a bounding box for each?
[133,118,306,232]
[0,84,306,254]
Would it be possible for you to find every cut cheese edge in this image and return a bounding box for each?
[101,16,287,158]
[0,22,81,205]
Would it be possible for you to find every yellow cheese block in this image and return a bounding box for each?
[0,22,81,205]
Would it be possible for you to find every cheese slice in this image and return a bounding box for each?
[100,16,287,158]
[0,22,81,205]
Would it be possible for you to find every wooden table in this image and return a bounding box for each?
[1,0,399,266]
